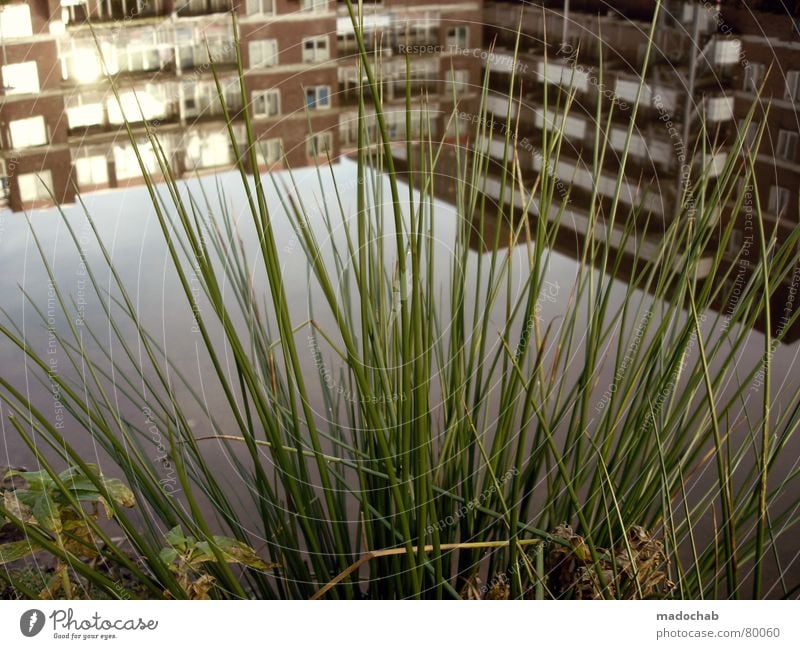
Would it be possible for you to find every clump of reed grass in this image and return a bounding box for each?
[1,0,799,599]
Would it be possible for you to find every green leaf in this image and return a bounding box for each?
[159,547,179,565]
[7,470,50,490]
[100,477,135,508]
[0,540,37,565]
[164,525,188,549]
[212,536,277,571]
[13,490,38,509]
[32,491,62,534]
[72,489,105,502]
[62,476,100,495]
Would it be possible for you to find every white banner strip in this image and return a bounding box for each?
[1,600,798,647]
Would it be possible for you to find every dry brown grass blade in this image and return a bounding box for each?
[310,539,543,600]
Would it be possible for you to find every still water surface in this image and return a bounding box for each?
[0,160,798,591]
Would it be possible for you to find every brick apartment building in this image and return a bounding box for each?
[0,0,482,212]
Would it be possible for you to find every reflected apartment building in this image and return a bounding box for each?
[477,0,743,273]
[474,0,800,338]
[2,0,798,336]
[0,0,482,212]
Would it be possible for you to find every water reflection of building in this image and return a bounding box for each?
[2,1,798,338]
[0,0,481,212]
[467,0,800,340]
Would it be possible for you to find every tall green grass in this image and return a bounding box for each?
[1,1,800,599]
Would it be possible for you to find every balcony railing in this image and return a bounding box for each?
[0,176,9,207]
[338,83,386,106]
[62,0,166,25]
[175,0,230,17]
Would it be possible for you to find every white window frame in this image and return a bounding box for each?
[249,39,278,68]
[256,137,282,165]
[305,85,331,110]
[776,129,799,161]
[743,62,765,92]
[0,4,33,39]
[18,171,54,203]
[252,89,280,118]
[300,0,327,12]
[9,116,48,149]
[785,70,800,102]
[768,185,791,215]
[178,0,227,14]
[447,69,470,96]
[738,119,760,150]
[246,0,275,15]
[727,228,744,255]
[184,130,232,169]
[302,36,329,63]
[307,132,332,157]
[446,26,469,50]
[114,140,160,180]
[66,92,107,129]
[2,61,39,95]
[75,154,109,187]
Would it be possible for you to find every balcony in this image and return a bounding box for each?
[338,82,386,107]
[60,0,166,25]
[175,0,230,17]
[66,89,182,136]
[0,175,9,208]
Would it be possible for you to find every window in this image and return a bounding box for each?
[445,113,471,137]
[66,93,106,129]
[739,119,760,150]
[768,185,791,215]
[776,129,799,161]
[306,132,332,157]
[114,141,160,180]
[705,96,734,122]
[0,4,33,39]
[174,24,235,71]
[107,88,168,124]
[786,70,800,102]
[18,171,53,203]
[59,39,116,82]
[256,138,282,165]
[447,69,470,97]
[180,78,239,119]
[446,26,469,50]
[177,0,228,15]
[115,35,162,74]
[399,22,436,48]
[728,229,744,255]
[300,0,327,11]
[249,39,278,67]
[246,0,275,14]
[305,85,330,109]
[385,111,403,139]
[252,89,280,117]
[9,116,48,149]
[339,111,377,145]
[2,61,39,95]
[742,62,765,91]
[302,36,329,63]
[185,131,232,169]
[75,155,109,187]
[338,32,359,57]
